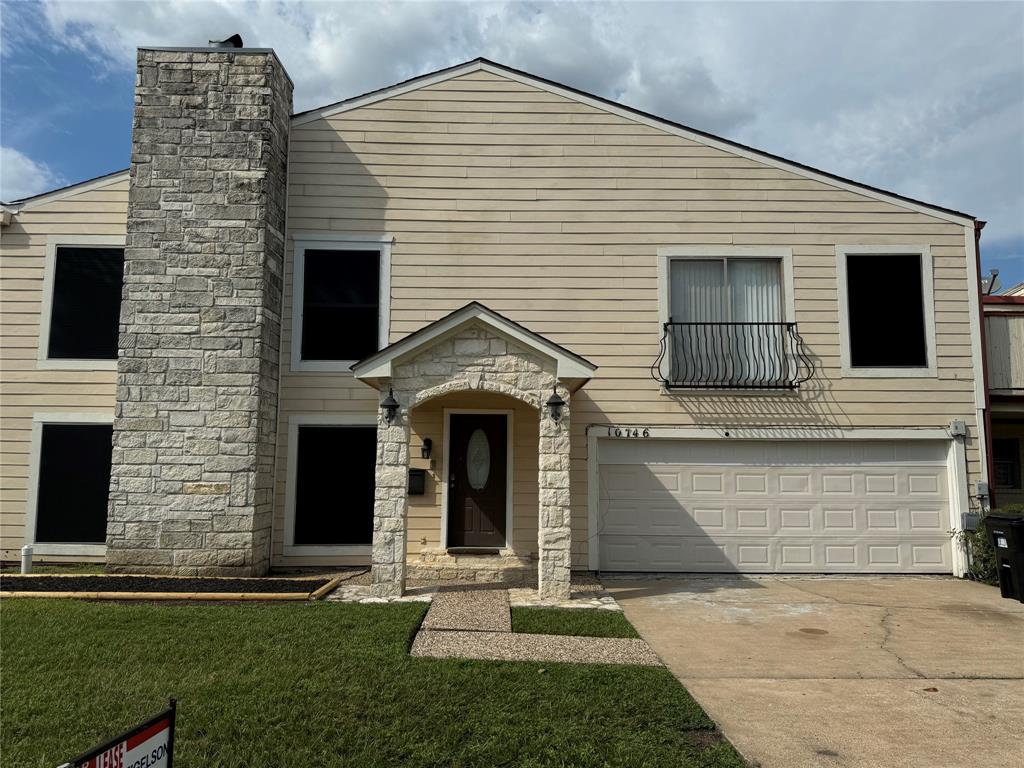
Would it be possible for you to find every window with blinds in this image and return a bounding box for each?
[667,258,787,386]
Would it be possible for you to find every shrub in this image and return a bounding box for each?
[960,504,1024,584]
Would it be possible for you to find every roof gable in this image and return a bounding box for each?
[2,169,129,210]
[293,58,973,225]
[351,302,597,388]
[11,58,975,226]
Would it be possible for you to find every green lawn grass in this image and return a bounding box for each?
[511,606,640,638]
[2,599,743,768]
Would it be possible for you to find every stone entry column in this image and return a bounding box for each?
[538,395,571,600]
[371,402,410,597]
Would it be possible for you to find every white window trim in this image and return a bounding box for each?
[290,234,392,373]
[38,235,126,371]
[656,246,796,327]
[441,409,515,551]
[655,247,796,393]
[25,412,114,557]
[835,245,937,378]
[283,412,378,557]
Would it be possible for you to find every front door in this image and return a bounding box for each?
[447,413,508,548]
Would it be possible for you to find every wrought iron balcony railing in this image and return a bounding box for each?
[652,322,815,390]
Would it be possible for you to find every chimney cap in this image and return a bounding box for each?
[209,34,243,49]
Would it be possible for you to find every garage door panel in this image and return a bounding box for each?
[909,508,944,530]
[600,534,952,573]
[601,500,949,541]
[691,472,724,493]
[908,473,942,495]
[599,438,949,467]
[866,509,899,529]
[779,474,812,494]
[598,440,952,574]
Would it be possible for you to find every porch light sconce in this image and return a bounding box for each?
[421,438,433,460]
[381,386,400,424]
[546,387,566,422]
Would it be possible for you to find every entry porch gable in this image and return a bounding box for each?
[351,303,596,600]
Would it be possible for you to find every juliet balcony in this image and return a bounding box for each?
[652,321,815,390]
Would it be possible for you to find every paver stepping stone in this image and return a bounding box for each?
[421,586,511,632]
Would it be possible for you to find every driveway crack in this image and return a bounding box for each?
[879,608,926,678]
[783,580,842,603]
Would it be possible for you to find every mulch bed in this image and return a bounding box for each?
[0,575,330,594]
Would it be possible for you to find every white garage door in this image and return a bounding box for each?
[598,439,952,573]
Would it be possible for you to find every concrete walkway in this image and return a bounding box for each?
[421,587,512,631]
[409,585,662,666]
[608,575,1024,768]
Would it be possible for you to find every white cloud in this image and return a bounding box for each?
[20,0,1024,244]
[0,146,64,201]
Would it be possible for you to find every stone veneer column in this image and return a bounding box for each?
[371,400,410,597]
[538,396,572,600]
[106,47,293,575]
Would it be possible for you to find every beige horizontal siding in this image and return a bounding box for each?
[0,176,128,560]
[0,70,983,571]
[279,69,981,568]
[408,391,539,557]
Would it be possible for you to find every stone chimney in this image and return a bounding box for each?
[106,46,293,575]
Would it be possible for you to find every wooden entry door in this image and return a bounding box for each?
[447,413,508,548]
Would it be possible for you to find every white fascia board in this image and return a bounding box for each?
[292,60,973,227]
[11,170,129,211]
[292,62,486,127]
[964,227,988,411]
[352,304,596,382]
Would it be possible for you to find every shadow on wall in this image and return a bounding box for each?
[663,349,855,432]
[289,129,389,273]
[590,461,781,591]
[573,346,853,436]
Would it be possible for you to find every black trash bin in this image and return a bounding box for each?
[982,514,1024,603]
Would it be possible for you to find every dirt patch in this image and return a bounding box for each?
[682,728,724,751]
[0,575,329,594]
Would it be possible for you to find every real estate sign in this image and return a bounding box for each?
[61,700,176,768]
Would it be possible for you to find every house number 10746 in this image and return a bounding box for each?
[608,427,650,438]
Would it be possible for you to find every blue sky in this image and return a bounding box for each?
[2,0,1022,288]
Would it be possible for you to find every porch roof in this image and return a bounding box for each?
[351,302,597,391]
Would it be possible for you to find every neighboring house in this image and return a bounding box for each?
[0,45,990,598]
[984,292,1024,508]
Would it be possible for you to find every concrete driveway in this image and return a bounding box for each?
[606,576,1024,768]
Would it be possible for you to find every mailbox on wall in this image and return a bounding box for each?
[408,468,426,496]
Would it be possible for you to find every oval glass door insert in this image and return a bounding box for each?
[466,428,491,490]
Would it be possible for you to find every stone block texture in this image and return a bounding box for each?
[106,48,293,575]
[370,324,572,599]
[371,417,411,597]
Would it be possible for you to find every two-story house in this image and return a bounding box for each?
[0,44,989,598]
[984,287,1024,508]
